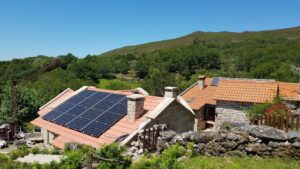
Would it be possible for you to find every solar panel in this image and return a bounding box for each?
[65,96,85,105]
[108,104,127,115]
[95,112,122,125]
[89,92,110,101]
[53,113,76,125]
[78,98,100,108]
[81,121,110,137]
[211,77,220,86]
[80,108,104,120]
[42,110,62,121]
[66,106,89,116]
[55,103,75,112]
[103,94,126,102]
[93,101,115,111]
[67,117,91,131]
[42,90,128,138]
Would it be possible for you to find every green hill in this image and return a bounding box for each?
[100,26,300,57]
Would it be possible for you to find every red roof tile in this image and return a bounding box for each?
[279,82,299,100]
[181,78,217,110]
[215,80,278,103]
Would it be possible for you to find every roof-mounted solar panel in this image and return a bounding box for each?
[211,77,220,86]
[42,90,128,137]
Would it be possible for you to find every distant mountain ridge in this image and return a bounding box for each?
[99,26,300,57]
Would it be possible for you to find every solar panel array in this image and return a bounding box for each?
[42,90,128,137]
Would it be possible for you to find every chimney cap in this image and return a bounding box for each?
[164,86,178,91]
[198,75,206,80]
[127,94,145,101]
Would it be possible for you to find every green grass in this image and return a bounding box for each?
[182,156,300,169]
[97,78,141,90]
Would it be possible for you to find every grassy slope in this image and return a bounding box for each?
[182,156,300,169]
[100,26,300,57]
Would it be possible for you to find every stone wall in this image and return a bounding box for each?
[285,100,300,115]
[147,101,195,133]
[128,125,300,159]
[215,101,251,129]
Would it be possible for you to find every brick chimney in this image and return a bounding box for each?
[127,94,145,121]
[198,75,206,90]
[164,86,177,98]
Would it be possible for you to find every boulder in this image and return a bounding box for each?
[0,140,7,149]
[225,133,241,141]
[196,131,219,143]
[161,130,177,141]
[292,142,300,148]
[287,131,300,142]
[245,125,287,141]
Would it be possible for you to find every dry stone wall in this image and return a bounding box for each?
[128,125,300,159]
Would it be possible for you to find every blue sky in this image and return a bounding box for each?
[0,0,300,60]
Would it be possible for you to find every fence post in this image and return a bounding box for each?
[296,115,300,130]
[285,115,289,132]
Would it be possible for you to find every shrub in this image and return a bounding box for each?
[31,146,41,154]
[130,144,185,169]
[246,103,271,118]
[220,121,234,130]
[9,145,30,160]
[95,143,131,169]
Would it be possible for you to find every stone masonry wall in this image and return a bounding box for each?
[215,101,251,129]
[128,125,300,159]
[147,101,195,133]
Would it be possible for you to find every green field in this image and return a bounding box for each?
[182,156,300,169]
[97,78,141,90]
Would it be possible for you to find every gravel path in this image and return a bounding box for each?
[16,154,62,164]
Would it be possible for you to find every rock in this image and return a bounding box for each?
[248,136,258,142]
[225,133,241,141]
[137,149,144,155]
[292,142,300,148]
[287,131,300,142]
[245,125,287,141]
[198,131,219,143]
[14,139,27,146]
[0,140,7,149]
[180,131,194,141]
[221,141,238,149]
[161,130,177,141]
[224,150,245,157]
[268,141,279,148]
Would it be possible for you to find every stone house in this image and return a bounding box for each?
[181,75,300,130]
[31,86,195,149]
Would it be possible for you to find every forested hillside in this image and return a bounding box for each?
[0,26,300,126]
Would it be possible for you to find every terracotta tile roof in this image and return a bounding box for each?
[215,80,278,103]
[181,78,217,110]
[182,77,296,109]
[31,87,163,149]
[279,82,300,100]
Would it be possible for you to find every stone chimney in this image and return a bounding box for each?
[198,75,206,90]
[127,94,145,121]
[164,86,178,98]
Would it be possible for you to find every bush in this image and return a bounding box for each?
[131,144,185,169]
[95,143,131,169]
[246,103,271,118]
[31,147,41,155]
[9,145,30,160]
